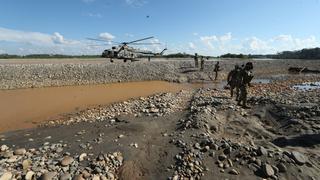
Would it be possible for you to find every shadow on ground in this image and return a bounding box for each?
[272,133,320,148]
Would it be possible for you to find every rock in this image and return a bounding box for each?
[92,175,100,180]
[272,165,279,174]
[228,159,233,167]
[0,172,13,180]
[194,143,201,149]
[14,148,26,155]
[25,171,36,180]
[6,155,17,163]
[59,173,71,180]
[100,176,107,180]
[262,163,274,177]
[73,175,85,180]
[255,159,262,166]
[218,154,227,161]
[229,169,239,175]
[79,153,87,162]
[40,172,57,180]
[107,172,115,180]
[223,147,232,154]
[277,163,287,173]
[149,108,159,113]
[0,144,9,152]
[291,151,307,165]
[82,170,90,178]
[56,147,63,153]
[61,156,74,166]
[118,134,125,138]
[209,151,215,157]
[172,175,179,180]
[22,159,32,170]
[130,143,138,148]
[258,146,268,156]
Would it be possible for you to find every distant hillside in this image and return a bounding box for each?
[219,47,320,60]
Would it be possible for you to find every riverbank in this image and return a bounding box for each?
[1,58,320,90]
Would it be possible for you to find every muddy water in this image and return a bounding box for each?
[0,81,193,133]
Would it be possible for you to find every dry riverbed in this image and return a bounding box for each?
[0,59,320,180]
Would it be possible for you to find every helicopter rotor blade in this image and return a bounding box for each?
[126,36,154,44]
[86,38,109,42]
[87,44,111,47]
[86,38,121,44]
[130,42,161,45]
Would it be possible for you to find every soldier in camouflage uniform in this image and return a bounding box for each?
[200,56,205,71]
[214,61,220,80]
[237,62,254,108]
[227,65,241,99]
[194,53,199,68]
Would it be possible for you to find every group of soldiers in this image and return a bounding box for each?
[194,53,208,71]
[227,62,254,108]
[193,53,254,108]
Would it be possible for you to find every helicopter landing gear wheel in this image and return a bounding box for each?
[124,59,127,63]
[110,59,114,63]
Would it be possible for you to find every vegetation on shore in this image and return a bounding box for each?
[1,47,320,60]
[219,47,320,60]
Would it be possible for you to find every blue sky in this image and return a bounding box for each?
[1,0,320,55]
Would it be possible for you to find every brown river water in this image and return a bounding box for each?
[0,81,202,133]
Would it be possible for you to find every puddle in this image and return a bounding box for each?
[292,82,320,91]
[0,81,193,133]
[252,79,271,84]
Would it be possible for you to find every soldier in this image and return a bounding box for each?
[194,53,199,68]
[200,56,205,71]
[227,65,241,99]
[214,61,220,80]
[237,62,254,108]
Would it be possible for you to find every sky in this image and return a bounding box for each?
[0,0,320,56]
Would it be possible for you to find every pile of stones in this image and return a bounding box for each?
[0,144,123,180]
[43,90,192,127]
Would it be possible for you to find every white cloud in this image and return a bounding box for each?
[98,32,115,41]
[0,27,113,55]
[52,32,65,44]
[200,35,217,49]
[189,42,196,50]
[0,49,5,54]
[220,32,232,42]
[193,32,199,36]
[248,37,270,51]
[273,34,293,42]
[0,27,55,45]
[0,27,80,46]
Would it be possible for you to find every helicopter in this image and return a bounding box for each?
[87,36,167,62]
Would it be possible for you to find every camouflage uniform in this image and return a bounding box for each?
[200,56,205,71]
[237,62,254,108]
[194,53,199,68]
[227,65,241,99]
[214,61,220,80]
